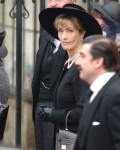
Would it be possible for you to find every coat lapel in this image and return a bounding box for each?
[32,32,55,86]
[80,91,103,149]
[36,33,55,75]
[51,45,67,88]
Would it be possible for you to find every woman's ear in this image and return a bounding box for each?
[80,30,86,39]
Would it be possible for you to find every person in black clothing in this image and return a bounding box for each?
[38,4,102,149]
[74,35,120,150]
[91,1,120,40]
[31,1,77,150]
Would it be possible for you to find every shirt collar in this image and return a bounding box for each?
[90,72,116,94]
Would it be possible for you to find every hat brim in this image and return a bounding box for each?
[90,2,115,23]
[39,7,102,39]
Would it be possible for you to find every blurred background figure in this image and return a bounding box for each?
[0,26,10,141]
[0,26,10,105]
[91,1,120,40]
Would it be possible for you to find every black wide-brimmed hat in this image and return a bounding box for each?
[39,4,102,39]
[0,26,8,58]
[91,1,120,24]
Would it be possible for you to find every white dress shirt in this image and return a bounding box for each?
[89,72,116,103]
[53,39,61,53]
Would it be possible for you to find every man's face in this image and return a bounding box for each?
[47,0,76,8]
[75,44,97,84]
[91,9,107,29]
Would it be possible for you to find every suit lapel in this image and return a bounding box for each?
[80,74,118,149]
[80,90,103,149]
[36,33,55,74]
[33,32,55,85]
[41,35,56,78]
[51,45,67,87]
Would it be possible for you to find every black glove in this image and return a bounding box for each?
[38,107,53,122]
[38,105,46,117]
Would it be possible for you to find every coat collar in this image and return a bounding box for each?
[47,33,56,46]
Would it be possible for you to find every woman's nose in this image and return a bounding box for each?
[62,31,67,39]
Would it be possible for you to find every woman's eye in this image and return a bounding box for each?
[58,29,63,33]
[67,29,73,33]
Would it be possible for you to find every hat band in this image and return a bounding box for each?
[102,6,117,22]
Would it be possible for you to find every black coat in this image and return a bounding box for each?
[74,74,120,150]
[50,64,89,133]
[32,31,67,122]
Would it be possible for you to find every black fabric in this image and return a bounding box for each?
[50,65,89,132]
[85,89,93,100]
[35,101,55,150]
[39,42,55,100]
[0,104,9,140]
[40,42,55,80]
[82,89,93,114]
[50,47,68,101]
[74,74,120,150]
[0,27,6,47]
[54,64,68,107]
[38,106,53,122]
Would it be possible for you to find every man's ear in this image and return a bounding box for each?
[95,57,104,69]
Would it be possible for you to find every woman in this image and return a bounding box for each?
[38,4,102,149]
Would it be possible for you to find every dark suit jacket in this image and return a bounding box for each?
[50,64,89,133]
[31,31,67,122]
[74,74,120,150]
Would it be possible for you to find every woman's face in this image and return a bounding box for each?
[57,19,84,52]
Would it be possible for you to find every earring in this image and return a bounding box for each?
[80,38,83,41]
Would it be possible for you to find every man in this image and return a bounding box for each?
[91,1,120,40]
[74,35,120,150]
[31,0,76,150]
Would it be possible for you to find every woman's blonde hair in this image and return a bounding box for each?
[54,14,86,32]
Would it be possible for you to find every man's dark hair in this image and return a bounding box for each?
[83,35,120,73]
